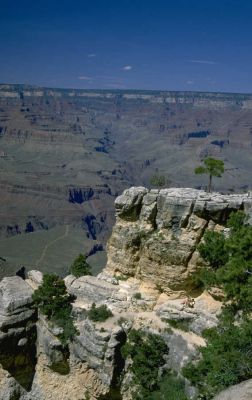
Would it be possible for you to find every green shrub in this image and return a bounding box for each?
[183,211,252,398]
[133,292,142,300]
[164,326,172,334]
[146,373,188,400]
[166,319,191,332]
[32,274,78,345]
[87,303,113,322]
[150,174,166,188]
[198,230,228,270]
[197,211,252,311]
[122,329,168,399]
[114,274,128,281]
[69,253,92,277]
[183,316,252,399]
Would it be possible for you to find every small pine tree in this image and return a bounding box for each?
[32,274,72,319]
[32,274,77,345]
[195,157,224,192]
[69,253,92,277]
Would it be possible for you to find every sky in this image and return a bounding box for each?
[0,0,252,93]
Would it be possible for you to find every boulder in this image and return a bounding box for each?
[155,291,222,335]
[213,379,252,400]
[0,277,37,393]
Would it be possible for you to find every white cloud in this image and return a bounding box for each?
[188,59,216,65]
[186,80,195,85]
[122,65,133,71]
[87,53,96,58]
[78,76,92,80]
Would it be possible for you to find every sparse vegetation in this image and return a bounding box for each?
[166,319,191,332]
[122,329,168,399]
[183,315,252,399]
[114,274,128,281]
[183,211,252,398]
[150,174,166,188]
[117,316,128,326]
[164,326,172,334]
[146,372,188,400]
[196,211,252,311]
[87,303,113,322]
[133,292,142,300]
[32,274,78,346]
[195,157,224,192]
[69,253,92,277]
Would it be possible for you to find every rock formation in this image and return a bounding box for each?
[2,83,252,276]
[0,187,251,399]
[104,187,252,294]
[0,276,37,399]
[213,379,252,400]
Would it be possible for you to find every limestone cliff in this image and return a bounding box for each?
[0,187,251,400]
[104,187,252,294]
[0,277,37,399]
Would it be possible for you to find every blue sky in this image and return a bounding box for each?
[1,0,252,92]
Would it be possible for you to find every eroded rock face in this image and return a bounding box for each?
[1,187,251,399]
[105,187,252,294]
[0,268,217,399]
[0,277,37,394]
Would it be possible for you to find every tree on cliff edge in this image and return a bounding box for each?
[194,157,224,192]
[69,253,92,277]
[32,274,78,345]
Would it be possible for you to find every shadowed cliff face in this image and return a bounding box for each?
[0,277,37,391]
[1,84,252,275]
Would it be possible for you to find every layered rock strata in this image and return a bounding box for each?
[1,187,251,399]
[0,276,37,399]
[104,187,252,294]
[0,272,222,400]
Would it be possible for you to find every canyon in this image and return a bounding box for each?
[1,85,252,276]
[0,187,251,400]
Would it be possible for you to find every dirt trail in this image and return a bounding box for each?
[35,225,69,267]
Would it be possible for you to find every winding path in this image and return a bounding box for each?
[35,225,69,267]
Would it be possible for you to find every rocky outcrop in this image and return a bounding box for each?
[155,290,222,335]
[0,268,216,400]
[0,277,37,397]
[213,379,252,400]
[1,187,252,399]
[104,187,252,294]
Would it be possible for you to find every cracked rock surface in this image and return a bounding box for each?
[104,187,252,294]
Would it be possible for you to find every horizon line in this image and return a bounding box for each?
[0,82,252,97]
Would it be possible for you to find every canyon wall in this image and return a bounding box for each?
[0,187,252,399]
[1,84,252,275]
